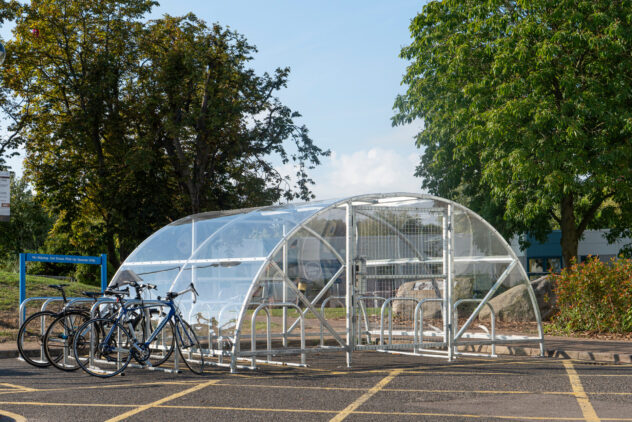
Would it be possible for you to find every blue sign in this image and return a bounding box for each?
[26,253,101,265]
[19,253,108,304]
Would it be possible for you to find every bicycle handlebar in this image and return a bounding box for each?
[166,283,199,304]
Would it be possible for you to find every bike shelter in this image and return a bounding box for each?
[110,193,544,373]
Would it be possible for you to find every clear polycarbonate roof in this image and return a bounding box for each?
[112,193,538,346]
[112,199,341,331]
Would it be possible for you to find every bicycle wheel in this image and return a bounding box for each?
[128,315,176,368]
[146,318,175,368]
[73,318,133,378]
[44,311,89,371]
[17,311,56,367]
[176,319,205,375]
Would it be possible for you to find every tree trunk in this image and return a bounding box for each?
[560,193,579,267]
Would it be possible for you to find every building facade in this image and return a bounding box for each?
[510,230,631,279]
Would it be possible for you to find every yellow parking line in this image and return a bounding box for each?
[330,368,403,422]
[159,404,334,414]
[352,410,625,420]
[0,401,135,408]
[215,381,632,396]
[0,409,27,422]
[32,380,201,393]
[564,360,600,422]
[105,379,220,422]
[405,370,518,375]
[2,401,630,421]
[155,404,611,420]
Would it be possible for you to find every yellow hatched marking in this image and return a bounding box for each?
[0,409,27,422]
[105,379,220,422]
[329,368,403,422]
[564,360,600,422]
[0,383,37,393]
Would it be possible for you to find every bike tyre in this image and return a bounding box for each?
[176,320,205,375]
[73,318,133,378]
[17,310,57,368]
[44,310,90,371]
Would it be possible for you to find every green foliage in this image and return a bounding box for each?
[137,14,328,212]
[0,176,52,270]
[550,257,632,333]
[1,0,328,273]
[394,0,632,263]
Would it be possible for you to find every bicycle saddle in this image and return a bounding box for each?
[83,291,102,299]
[48,284,69,290]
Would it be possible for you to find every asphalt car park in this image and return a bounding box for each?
[1,352,631,421]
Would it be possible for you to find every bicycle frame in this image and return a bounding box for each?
[101,298,193,363]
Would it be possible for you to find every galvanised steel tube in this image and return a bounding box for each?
[453,298,496,357]
[413,298,444,353]
[250,302,305,366]
[378,297,420,346]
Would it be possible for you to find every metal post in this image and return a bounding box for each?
[19,253,26,305]
[282,226,288,347]
[345,203,353,367]
[191,218,196,292]
[442,212,448,343]
[447,205,455,361]
[100,254,108,292]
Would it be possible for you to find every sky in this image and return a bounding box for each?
[0,0,427,201]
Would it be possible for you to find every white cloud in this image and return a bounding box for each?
[309,147,423,200]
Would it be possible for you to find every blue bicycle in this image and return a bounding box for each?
[73,283,204,377]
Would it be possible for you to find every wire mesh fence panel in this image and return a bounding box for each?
[355,206,446,345]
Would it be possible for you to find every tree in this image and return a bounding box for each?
[0,1,25,170]
[0,176,52,264]
[394,0,632,266]
[137,15,328,213]
[3,1,328,270]
[4,0,168,268]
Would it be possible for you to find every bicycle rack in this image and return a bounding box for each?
[188,303,215,358]
[453,298,497,357]
[19,296,64,326]
[250,302,305,369]
[18,296,86,365]
[87,299,180,374]
[379,297,421,347]
[51,297,106,370]
[356,296,387,345]
[413,298,446,355]
[216,302,241,364]
[319,296,345,347]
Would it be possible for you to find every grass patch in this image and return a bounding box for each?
[0,271,102,343]
[0,270,100,313]
[247,307,349,319]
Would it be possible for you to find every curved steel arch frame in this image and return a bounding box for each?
[113,193,544,373]
[227,193,543,372]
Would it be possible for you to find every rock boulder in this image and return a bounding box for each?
[477,276,557,322]
[478,284,534,322]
